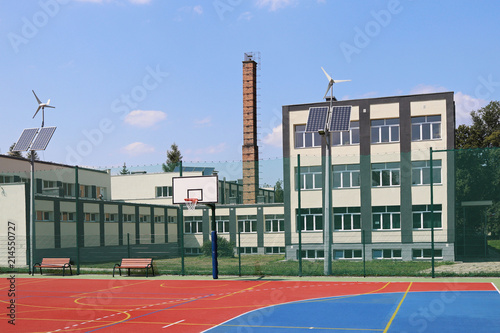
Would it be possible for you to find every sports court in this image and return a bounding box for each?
[1,277,499,332]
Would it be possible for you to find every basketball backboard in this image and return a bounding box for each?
[172,175,219,204]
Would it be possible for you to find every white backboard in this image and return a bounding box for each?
[172,175,219,204]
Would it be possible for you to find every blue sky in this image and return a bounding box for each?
[1,0,499,169]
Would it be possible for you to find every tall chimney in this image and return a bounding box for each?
[242,53,259,204]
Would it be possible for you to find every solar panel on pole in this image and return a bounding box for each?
[329,106,352,132]
[12,128,39,151]
[305,107,329,132]
[30,126,57,151]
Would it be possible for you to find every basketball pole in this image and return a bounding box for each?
[208,203,218,279]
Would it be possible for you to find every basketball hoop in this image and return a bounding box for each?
[184,198,198,211]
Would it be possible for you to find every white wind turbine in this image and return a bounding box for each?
[321,67,350,100]
[32,90,55,127]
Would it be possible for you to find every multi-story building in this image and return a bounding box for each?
[282,91,455,261]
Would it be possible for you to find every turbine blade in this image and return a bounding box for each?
[333,79,351,83]
[321,67,332,83]
[32,90,42,104]
[33,106,41,118]
[46,105,55,108]
[47,99,50,105]
[323,82,333,100]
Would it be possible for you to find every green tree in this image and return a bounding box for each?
[456,101,500,148]
[120,162,130,175]
[7,143,24,158]
[201,236,235,257]
[26,150,40,161]
[274,179,284,203]
[162,143,182,172]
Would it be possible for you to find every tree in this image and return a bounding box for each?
[456,101,500,148]
[162,143,182,172]
[26,150,40,161]
[7,143,23,158]
[274,179,284,203]
[120,162,130,175]
[201,236,235,257]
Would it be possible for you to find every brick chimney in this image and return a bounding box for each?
[242,53,259,204]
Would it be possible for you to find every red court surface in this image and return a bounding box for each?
[1,277,499,332]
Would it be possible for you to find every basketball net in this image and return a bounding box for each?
[184,198,198,211]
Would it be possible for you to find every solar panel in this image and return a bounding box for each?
[305,107,329,132]
[31,126,56,150]
[329,106,352,132]
[12,128,39,151]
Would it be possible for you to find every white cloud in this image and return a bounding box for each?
[238,11,254,21]
[263,124,282,147]
[175,5,204,21]
[454,92,487,126]
[194,117,212,128]
[255,0,298,11]
[409,84,447,95]
[124,110,166,128]
[193,5,203,15]
[121,142,155,156]
[76,0,152,4]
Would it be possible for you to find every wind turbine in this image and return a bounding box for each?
[32,90,55,127]
[321,67,350,100]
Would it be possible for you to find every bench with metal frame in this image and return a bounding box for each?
[113,258,154,277]
[33,258,72,276]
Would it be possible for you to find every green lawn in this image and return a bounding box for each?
[488,239,500,251]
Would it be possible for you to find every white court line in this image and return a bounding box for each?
[492,282,500,294]
[162,319,185,329]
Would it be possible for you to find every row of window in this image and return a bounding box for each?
[295,115,441,148]
[298,160,442,190]
[301,248,443,260]
[298,205,443,232]
[184,215,286,234]
[37,211,174,223]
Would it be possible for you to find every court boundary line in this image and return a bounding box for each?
[383,282,412,333]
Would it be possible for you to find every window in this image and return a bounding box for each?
[154,215,163,223]
[43,180,55,189]
[371,119,399,143]
[332,121,360,146]
[79,185,91,198]
[334,249,362,259]
[295,125,321,148]
[185,248,202,255]
[412,205,442,229]
[372,249,402,259]
[333,164,360,188]
[139,215,149,223]
[412,115,441,141]
[265,247,285,254]
[185,216,203,234]
[265,215,285,232]
[297,208,323,231]
[412,160,442,185]
[0,175,13,183]
[61,212,75,222]
[36,211,51,221]
[413,249,443,259]
[167,215,177,224]
[217,216,230,233]
[105,213,116,222]
[296,166,322,190]
[63,183,74,197]
[156,186,173,198]
[299,249,324,259]
[372,206,401,230]
[238,215,257,233]
[238,247,257,254]
[372,162,400,187]
[84,213,98,222]
[123,214,134,222]
[97,187,105,199]
[334,207,361,231]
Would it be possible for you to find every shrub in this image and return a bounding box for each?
[201,236,235,258]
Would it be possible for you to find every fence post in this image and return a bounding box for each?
[362,230,366,278]
[238,226,241,277]
[297,154,302,277]
[127,233,130,258]
[430,147,435,278]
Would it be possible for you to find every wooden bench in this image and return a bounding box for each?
[33,258,72,276]
[113,258,154,277]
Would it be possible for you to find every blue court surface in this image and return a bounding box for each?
[207,289,500,332]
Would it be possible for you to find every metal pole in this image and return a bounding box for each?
[324,133,333,275]
[29,152,35,274]
[210,203,218,279]
[430,148,435,278]
[75,166,80,275]
[297,154,302,277]
[238,226,241,277]
[179,161,185,276]
[362,230,366,278]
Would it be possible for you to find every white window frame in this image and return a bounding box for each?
[372,249,402,259]
[265,215,285,233]
[333,164,360,189]
[372,206,401,230]
[412,160,442,185]
[371,118,400,143]
[265,247,285,254]
[412,249,443,259]
[296,166,322,190]
[297,208,323,232]
[334,208,361,231]
[295,124,321,148]
[216,216,230,233]
[185,217,203,234]
[372,162,400,187]
[156,186,173,198]
[411,115,441,141]
[238,216,257,233]
[332,121,360,146]
[334,249,363,260]
[412,205,442,230]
